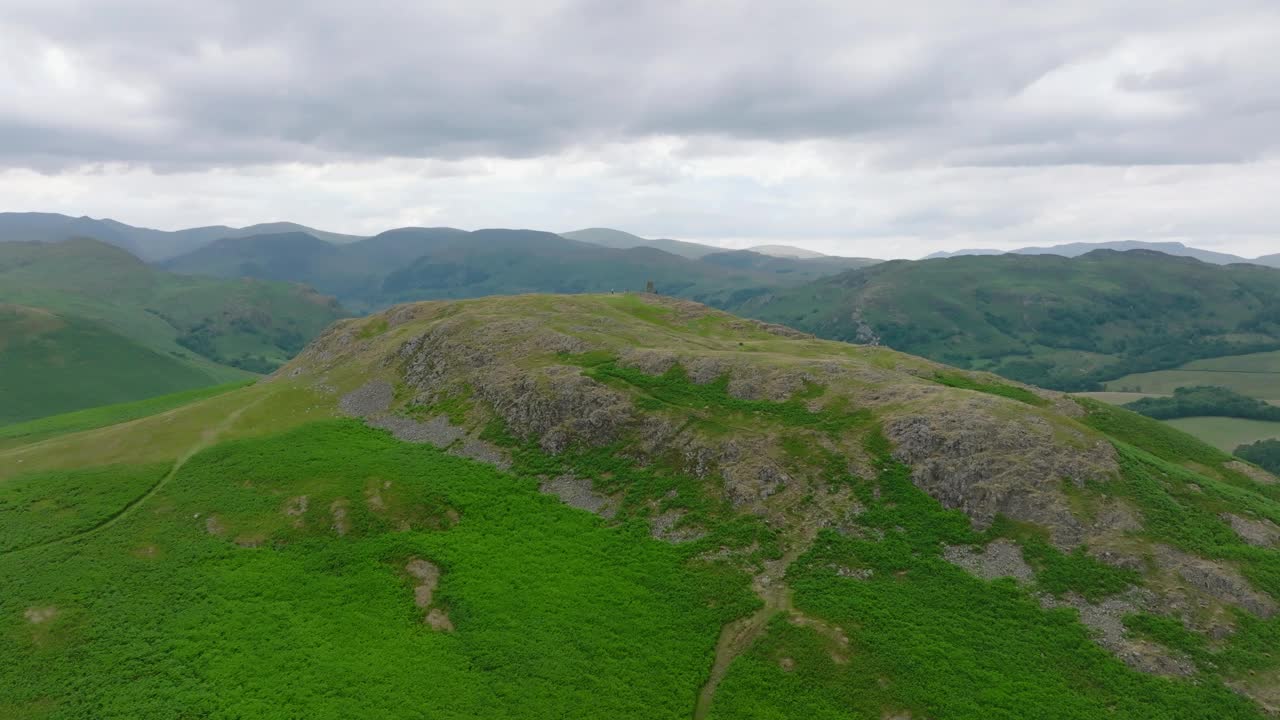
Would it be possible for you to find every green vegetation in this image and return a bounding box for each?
[735,250,1280,391]
[0,381,252,448]
[1076,397,1234,468]
[1124,386,1280,421]
[933,371,1048,407]
[0,238,343,421]
[1236,439,1280,475]
[0,421,755,719]
[0,464,167,552]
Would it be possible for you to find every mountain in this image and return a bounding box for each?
[0,238,345,422]
[560,227,724,258]
[560,228,860,264]
[745,244,827,259]
[699,249,880,286]
[164,227,856,312]
[733,249,1280,391]
[2,292,1276,718]
[218,222,365,245]
[1014,240,1250,265]
[0,212,364,261]
[927,240,1258,265]
[1257,254,1280,269]
[379,230,776,304]
[924,248,1002,259]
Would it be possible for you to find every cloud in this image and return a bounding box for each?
[2,1,1280,257]
[4,0,1279,170]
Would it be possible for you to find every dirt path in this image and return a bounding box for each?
[693,530,848,720]
[3,398,261,556]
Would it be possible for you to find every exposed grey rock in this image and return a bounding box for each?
[1089,548,1148,572]
[884,397,1119,548]
[834,565,874,580]
[405,558,441,608]
[1155,545,1276,618]
[368,414,465,447]
[1225,460,1278,485]
[540,475,619,518]
[1222,514,1280,549]
[943,539,1035,585]
[339,380,394,417]
[475,366,633,453]
[1091,503,1143,534]
[721,452,793,507]
[617,349,676,376]
[650,509,706,543]
[685,357,729,384]
[450,438,512,470]
[1040,588,1195,677]
[726,365,807,402]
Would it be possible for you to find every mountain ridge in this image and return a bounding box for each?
[733,248,1280,391]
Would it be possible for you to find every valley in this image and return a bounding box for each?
[0,238,345,423]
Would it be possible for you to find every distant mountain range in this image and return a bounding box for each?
[926,240,1278,267]
[559,227,837,260]
[0,212,363,261]
[6,211,1270,269]
[160,227,878,312]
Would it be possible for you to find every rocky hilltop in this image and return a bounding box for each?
[285,293,1279,711]
[6,292,1277,718]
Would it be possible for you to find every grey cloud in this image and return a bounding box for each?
[3,0,1280,170]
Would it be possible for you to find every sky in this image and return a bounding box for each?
[2,1,1279,259]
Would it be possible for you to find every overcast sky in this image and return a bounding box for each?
[3,1,1279,258]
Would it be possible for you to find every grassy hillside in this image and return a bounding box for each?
[735,250,1280,391]
[0,239,344,422]
[0,380,252,450]
[2,294,1277,718]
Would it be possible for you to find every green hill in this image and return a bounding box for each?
[1,293,1277,718]
[734,250,1280,391]
[0,238,345,423]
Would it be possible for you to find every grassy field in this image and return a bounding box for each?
[1078,387,1280,453]
[1106,350,1280,402]
[0,381,254,450]
[1165,417,1280,452]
